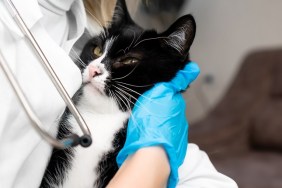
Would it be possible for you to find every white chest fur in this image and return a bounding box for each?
[60,86,129,188]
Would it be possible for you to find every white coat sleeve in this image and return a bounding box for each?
[0,1,85,187]
[176,144,238,188]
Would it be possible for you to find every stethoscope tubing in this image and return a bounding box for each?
[0,0,92,149]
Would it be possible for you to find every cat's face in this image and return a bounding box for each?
[79,0,196,111]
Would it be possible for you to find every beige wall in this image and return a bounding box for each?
[180,0,282,123]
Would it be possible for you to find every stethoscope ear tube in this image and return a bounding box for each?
[1,0,92,149]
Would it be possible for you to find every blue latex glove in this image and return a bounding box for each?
[116,62,200,188]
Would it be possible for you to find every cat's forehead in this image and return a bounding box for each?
[106,28,158,57]
[111,27,143,46]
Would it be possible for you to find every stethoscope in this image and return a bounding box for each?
[0,0,92,149]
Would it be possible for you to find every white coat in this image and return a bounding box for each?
[0,0,238,188]
[0,0,84,187]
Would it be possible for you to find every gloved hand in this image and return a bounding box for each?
[116,62,200,188]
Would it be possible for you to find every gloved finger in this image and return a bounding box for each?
[136,61,200,103]
[169,61,200,92]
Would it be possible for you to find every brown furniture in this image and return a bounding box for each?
[189,49,282,188]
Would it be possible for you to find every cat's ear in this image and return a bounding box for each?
[160,15,196,56]
[110,0,133,28]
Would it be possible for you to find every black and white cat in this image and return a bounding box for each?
[40,0,196,187]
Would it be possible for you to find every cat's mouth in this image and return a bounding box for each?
[82,64,109,95]
[82,75,106,95]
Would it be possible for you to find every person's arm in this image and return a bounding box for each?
[177,144,238,188]
[107,146,170,188]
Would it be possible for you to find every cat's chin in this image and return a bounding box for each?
[84,82,106,96]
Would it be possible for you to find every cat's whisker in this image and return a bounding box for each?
[109,89,125,111]
[115,89,146,129]
[113,90,141,129]
[69,49,84,64]
[115,83,144,97]
[109,87,126,112]
[118,89,154,116]
[114,90,131,110]
[116,49,126,56]
[116,29,138,55]
[133,31,144,47]
[69,49,86,68]
[106,84,124,109]
[109,89,117,108]
[113,35,130,56]
[105,87,116,111]
[115,83,162,106]
[76,60,86,68]
[126,28,136,52]
[113,85,140,107]
[133,36,169,48]
[112,85,136,104]
[113,88,133,112]
[114,90,141,127]
[113,80,153,88]
[112,85,152,114]
[111,64,139,81]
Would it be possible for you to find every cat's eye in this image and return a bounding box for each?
[93,46,103,57]
[113,57,140,68]
[121,58,139,65]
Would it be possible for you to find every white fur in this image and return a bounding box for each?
[60,87,129,188]
[53,38,130,188]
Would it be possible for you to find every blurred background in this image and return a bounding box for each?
[127,0,282,187]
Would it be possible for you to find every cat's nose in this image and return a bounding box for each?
[89,65,102,78]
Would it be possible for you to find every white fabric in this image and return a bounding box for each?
[177,144,238,188]
[0,1,237,188]
[0,0,85,187]
[38,0,71,46]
